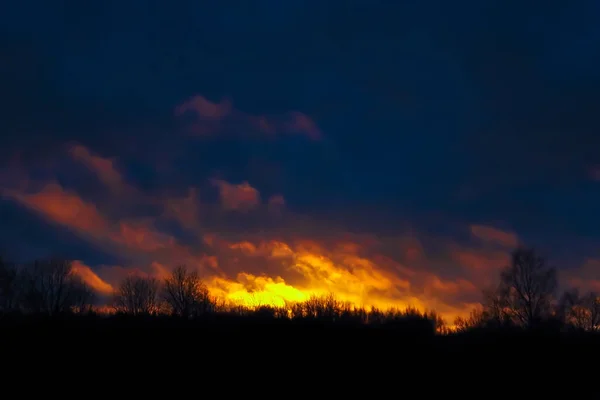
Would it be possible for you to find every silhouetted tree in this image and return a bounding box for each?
[481,286,513,327]
[486,247,557,328]
[71,281,96,314]
[113,275,160,316]
[579,292,600,331]
[0,256,22,312]
[454,307,486,332]
[558,289,600,331]
[162,265,214,317]
[21,258,95,315]
[302,293,345,321]
[427,310,448,334]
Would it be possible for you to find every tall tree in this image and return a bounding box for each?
[112,275,161,316]
[489,247,557,327]
[21,258,95,315]
[162,265,213,317]
[0,256,22,312]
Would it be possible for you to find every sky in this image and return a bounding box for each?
[2,0,600,322]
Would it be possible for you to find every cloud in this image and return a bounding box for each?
[5,183,109,234]
[195,231,500,321]
[452,248,509,274]
[283,112,321,141]
[72,260,114,295]
[110,221,177,252]
[4,140,598,325]
[2,177,207,272]
[175,95,321,140]
[163,188,200,230]
[204,235,441,316]
[2,160,491,322]
[470,225,519,248]
[174,96,232,120]
[211,179,261,211]
[68,144,125,193]
[562,259,600,293]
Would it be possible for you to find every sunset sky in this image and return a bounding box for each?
[2,1,600,322]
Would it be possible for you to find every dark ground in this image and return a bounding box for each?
[1,313,595,395]
[2,313,598,358]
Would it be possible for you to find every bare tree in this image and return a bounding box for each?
[162,265,214,317]
[71,279,96,314]
[488,247,557,327]
[113,275,161,316]
[21,258,95,315]
[454,307,486,332]
[578,292,600,331]
[0,256,23,312]
[481,286,512,327]
[558,289,600,331]
[303,293,343,320]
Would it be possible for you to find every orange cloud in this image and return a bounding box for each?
[424,275,478,297]
[2,176,490,322]
[3,181,206,275]
[7,183,109,233]
[398,235,424,263]
[72,261,114,295]
[164,188,200,229]
[211,179,261,211]
[563,259,600,292]
[200,235,480,322]
[452,247,510,281]
[208,273,309,307]
[175,94,321,140]
[111,221,177,252]
[175,95,232,120]
[470,224,518,248]
[2,149,526,324]
[68,144,125,193]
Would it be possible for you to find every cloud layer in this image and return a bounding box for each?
[3,90,600,324]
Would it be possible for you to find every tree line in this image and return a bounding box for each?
[1,246,599,333]
[0,256,442,332]
[0,259,215,317]
[454,246,600,332]
[0,257,94,315]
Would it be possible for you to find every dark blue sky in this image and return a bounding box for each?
[2,1,600,316]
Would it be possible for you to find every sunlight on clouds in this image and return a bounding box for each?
[207,273,309,307]
[8,183,108,233]
[0,143,524,325]
[72,261,114,295]
[199,237,462,320]
[211,179,261,211]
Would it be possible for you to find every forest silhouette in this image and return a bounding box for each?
[1,246,600,357]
